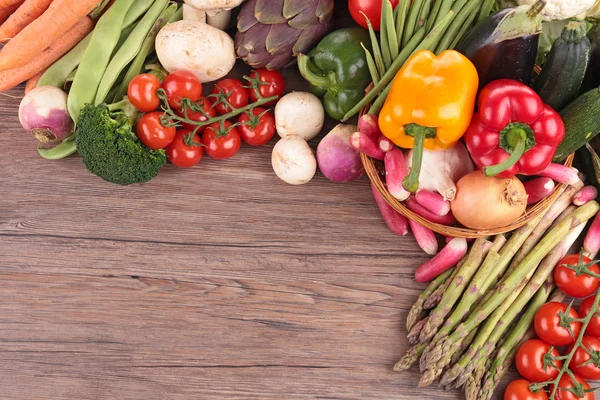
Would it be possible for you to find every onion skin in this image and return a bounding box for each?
[19,86,73,143]
[451,170,527,230]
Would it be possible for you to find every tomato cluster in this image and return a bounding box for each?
[127,69,285,168]
[506,254,600,400]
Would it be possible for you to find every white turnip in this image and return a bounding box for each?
[275,92,324,140]
[316,124,363,183]
[19,86,73,144]
[272,135,316,185]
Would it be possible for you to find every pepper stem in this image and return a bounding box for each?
[484,122,535,177]
[402,123,437,192]
[297,54,333,88]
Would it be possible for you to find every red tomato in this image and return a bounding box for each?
[136,112,176,150]
[237,108,276,146]
[202,121,242,159]
[535,302,582,346]
[348,0,400,30]
[554,254,600,298]
[165,129,203,168]
[128,74,161,112]
[504,379,548,400]
[176,96,217,133]
[555,375,594,400]
[211,78,249,115]
[569,336,600,381]
[516,339,562,382]
[579,297,600,338]
[247,69,285,105]
[161,70,202,109]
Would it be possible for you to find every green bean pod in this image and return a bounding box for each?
[67,0,137,123]
[113,3,179,102]
[37,34,92,89]
[95,0,169,105]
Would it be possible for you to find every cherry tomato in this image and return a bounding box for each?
[176,96,217,133]
[569,336,600,381]
[516,339,562,382]
[504,379,548,400]
[348,0,400,31]
[554,254,600,298]
[128,73,161,112]
[161,70,202,109]
[212,78,249,115]
[202,121,241,159]
[165,129,203,168]
[555,375,594,400]
[237,108,276,146]
[579,297,600,338]
[136,112,176,150]
[247,69,285,105]
[535,302,582,346]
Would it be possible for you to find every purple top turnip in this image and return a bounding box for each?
[19,86,73,144]
[317,124,364,183]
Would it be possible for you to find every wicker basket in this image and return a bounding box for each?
[363,151,575,238]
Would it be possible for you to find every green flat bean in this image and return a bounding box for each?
[113,4,179,102]
[37,34,91,89]
[67,0,136,123]
[341,11,455,121]
[124,0,156,29]
[436,0,480,54]
[38,135,77,160]
[95,0,169,105]
[395,0,411,47]
[403,0,425,47]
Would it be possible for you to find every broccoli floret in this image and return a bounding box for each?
[75,102,167,186]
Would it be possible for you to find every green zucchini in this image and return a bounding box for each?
[553,87,600,162]
[534,21,591,112]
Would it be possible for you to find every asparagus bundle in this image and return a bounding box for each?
[395,180,599,400]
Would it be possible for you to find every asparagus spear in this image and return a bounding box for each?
[394,342,426,371]
[479,288,567,400]
[407,316,429,345]
[421,201,600,384]
[465,359,488,399]
[418,238,493,343]
[506,184,581,274]
[406,267,454,331]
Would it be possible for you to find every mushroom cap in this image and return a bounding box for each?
[183,0,245,12]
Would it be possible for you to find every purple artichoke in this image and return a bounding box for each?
[235,0,334,70]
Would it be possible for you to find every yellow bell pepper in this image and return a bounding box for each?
[378,50,479,192]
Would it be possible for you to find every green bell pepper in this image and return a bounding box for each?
[298,28,372,121]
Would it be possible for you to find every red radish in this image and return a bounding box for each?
[357,114,381,141]
[385,148,410,201]
[522,177,555,205]
[378,135,394,152]
[408,219,438,255]
[445,236,474,244]
[350,131,385,160]
[573,186,598,206]
[584,213,600,257]
[405,196,456,226]
[415,189,450,216]
[415,238,468,282]
[538,163,580,185]
[371,183,409,236]
[316,124,364,183]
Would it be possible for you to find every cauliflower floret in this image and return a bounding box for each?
[517,0,595,20]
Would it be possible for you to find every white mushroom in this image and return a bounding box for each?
[275,92,325,141]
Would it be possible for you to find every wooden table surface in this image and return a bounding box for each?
[0,3,516,399]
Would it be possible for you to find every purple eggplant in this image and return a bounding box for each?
[457,0,546,89]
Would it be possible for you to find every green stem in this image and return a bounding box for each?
[484,138,526,177]
[402,124,436,192]
[297,55,332,88]
[484,123,535,177]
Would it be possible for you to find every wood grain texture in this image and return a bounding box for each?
[0,3,516,399]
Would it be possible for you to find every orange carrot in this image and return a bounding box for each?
[0,1,23,23]
[24,69,44,93]
[0,0,24,8]
[0,0,54,42]
[0,0,100,71]
[0,16,93,92]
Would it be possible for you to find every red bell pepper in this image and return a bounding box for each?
[464,79,565,178]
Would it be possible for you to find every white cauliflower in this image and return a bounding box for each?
[517,0,595,20]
